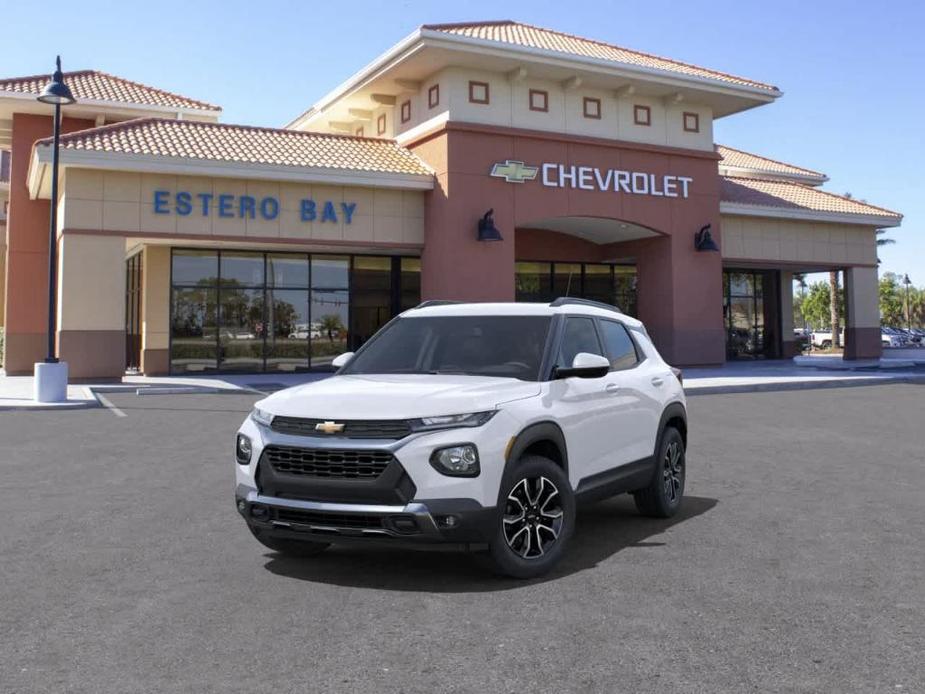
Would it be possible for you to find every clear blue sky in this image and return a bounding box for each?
[4,0,922,282]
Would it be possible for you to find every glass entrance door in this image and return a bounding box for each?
[723,270,780,359]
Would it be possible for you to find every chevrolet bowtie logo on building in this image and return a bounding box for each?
[490,160,539,183]
[315,421,345,434]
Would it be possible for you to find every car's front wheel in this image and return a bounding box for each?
[633,427,685,518]
[487,455,575,579]
[248,526,330,557]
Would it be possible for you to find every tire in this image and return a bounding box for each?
[821,340,832,350]
[633,427,685,518]
[486,455,575,579]
[248,526,330,557]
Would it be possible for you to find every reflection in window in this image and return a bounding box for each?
[169,250,420,373]
[515,262,552,302]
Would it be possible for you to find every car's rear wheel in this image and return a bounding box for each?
[248,526,330,557]
[633,427,685,518]
[487,455,575,579]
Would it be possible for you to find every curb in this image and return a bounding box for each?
[685,374,925,396]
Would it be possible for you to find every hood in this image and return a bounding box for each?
[259,374,541,419]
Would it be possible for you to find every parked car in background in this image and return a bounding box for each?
[812,330,844,349]
[882,329,905,349]
[793,328,811,350]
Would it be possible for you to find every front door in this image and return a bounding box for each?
[723,270,781,359]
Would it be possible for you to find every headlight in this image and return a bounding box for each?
[251,407,274,428]
[410,411,496,432]
[430,444,480,477]
[236,434,252,464]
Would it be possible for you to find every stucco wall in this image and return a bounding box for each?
[721,214,878,266]
[394,67,714,152]
[60,170,426,247]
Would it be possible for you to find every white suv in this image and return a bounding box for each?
[234,299,687,578]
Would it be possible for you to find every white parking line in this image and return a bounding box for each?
[95,392,127,418]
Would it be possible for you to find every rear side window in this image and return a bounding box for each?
[557,317,603,368]
[599,320,639,370]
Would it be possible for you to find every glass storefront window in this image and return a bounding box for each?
[265,288,310,372]
[219,287,265,372]
[515,261,636,315]
[220,252,265,287]
[312,256,349,289]
[172,250,218,286]
[311,290,349,369]
[515,262,553,302]
[553,263,582,298]
[400,258,421,311]
[169,250,419,373]
[268,254,309,288]
[170,287,218,373]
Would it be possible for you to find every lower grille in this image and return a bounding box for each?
[273,507,385,530]
[264,445,392,479]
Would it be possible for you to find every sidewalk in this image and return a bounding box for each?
[3,359,923,410]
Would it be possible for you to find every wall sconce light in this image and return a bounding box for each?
[694,224,719,252]
[477,209,503,242]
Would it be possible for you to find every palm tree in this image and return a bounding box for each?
[875,228,895,264]
[829,270,841,348]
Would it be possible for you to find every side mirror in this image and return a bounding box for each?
[555,352,610,379]
[331,352,355,369]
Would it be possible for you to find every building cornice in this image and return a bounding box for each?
[720,202,901,228]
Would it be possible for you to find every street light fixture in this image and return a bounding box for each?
[33,56,76,403]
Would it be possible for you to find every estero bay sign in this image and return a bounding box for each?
[491,159,694,198]
[152,190,358,224]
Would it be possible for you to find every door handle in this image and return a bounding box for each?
[651,376,665,387]
[605,383,620,394]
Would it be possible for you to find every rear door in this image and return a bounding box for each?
[596,318,663,470]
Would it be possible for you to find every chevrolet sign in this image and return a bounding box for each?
[490,160,539,183]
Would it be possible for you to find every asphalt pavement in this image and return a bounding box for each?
[0,384,922,693]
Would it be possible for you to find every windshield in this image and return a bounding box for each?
[341,315,552,380]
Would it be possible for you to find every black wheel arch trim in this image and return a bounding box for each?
[656,401,688,453]
[505,420,569,476]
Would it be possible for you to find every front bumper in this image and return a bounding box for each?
[236,484,496,547]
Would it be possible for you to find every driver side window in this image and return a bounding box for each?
[557,317,603,368]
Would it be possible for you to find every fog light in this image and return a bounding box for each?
[430,444,480,477]
[436,515,460,528]
[236,499,247,514]
[236,434,252,464]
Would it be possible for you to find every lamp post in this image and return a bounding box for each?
[33,56,75,403]
[903,274,912,331]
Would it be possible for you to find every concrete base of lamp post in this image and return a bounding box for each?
[34,361,69,403]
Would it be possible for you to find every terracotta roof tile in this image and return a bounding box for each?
[424,21,779,92]
[0,70,219,112]
[717,145,825,180]
[721,176,900,221]
[39,118,432,177]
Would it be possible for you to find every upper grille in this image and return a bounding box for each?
[263,445,393,479]
[270,416,412,440]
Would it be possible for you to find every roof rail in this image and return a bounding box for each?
[549,297,623,313]
[414,300,459,309]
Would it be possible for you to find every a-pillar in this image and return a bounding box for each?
[56,233,126,379]
[141,245,171,375]
[780,271,800,358]
[844,265,881,360]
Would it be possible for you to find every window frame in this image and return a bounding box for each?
[682,111,700,133]
[583,96,601,119]
[633,104,651,126]
[468,80,490,105]
[553,315,605,371]
[400,100,411,124]
[428,84,440,109]
[376,113,386,135]
[529,89,549,113]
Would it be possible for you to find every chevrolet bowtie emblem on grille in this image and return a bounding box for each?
[490,160,539,183]
[315,421,345,434]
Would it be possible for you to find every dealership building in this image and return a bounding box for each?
[0,21,902,378]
